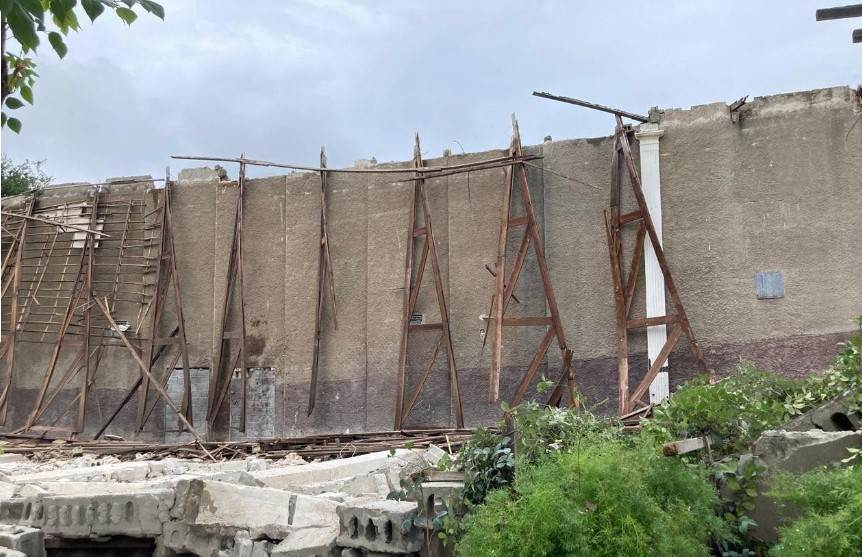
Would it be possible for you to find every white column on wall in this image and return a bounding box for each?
[634,123,669,404]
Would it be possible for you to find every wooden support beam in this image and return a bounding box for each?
[816,4,862,20]
[532,91,649,122]
[309,147,338,416]
[94,297,211,459]
[395,134,464,429]
[662,436,707,456]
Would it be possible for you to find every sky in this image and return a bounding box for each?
[2,0,860,183]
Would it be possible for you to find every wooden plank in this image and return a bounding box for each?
[408,323,443,332]
[605,206,629,416]
[502,227,531,315]
[94,297,210,457]
[662,436,706,456]
[394,152,418,429]
[627,315,679,329]
[401,332,443,420]
[507,215,529,228]
[618,210,643,225]
[510,326,556,406]
[629,324,683,406]
[816,4,862,20]
[623,223,646,317]
[490,145,513,403]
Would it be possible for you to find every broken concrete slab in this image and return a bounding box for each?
[784,397,860,432]
[336,500,420,554]
[178,167,220,184]
[290,473,390,498]
[0,525,44,557]
[158,521,223,557]
[0,548,26,557]
[177,479,340,540]
[270,525,338,556]
[752,429,862,473]
[747,429,862,542]
[7,490,174,538]
[252,450,424,491]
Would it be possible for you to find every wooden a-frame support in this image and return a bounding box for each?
[308,147,338,416]
[487,115,575,408]
[605,116,708,415]
[0,196,35,424]
[20,190,102,437]
[394,134,464,430]
[136,172,193,432]
[210,158,249,436]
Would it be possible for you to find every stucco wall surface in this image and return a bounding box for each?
[2,85,860,439]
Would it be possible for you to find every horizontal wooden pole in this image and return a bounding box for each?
[816,4,862,20]
[408,323,443,332]
[532,91,649,123]
[627,315,679,329]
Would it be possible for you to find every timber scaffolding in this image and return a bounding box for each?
[0,114,582,443]
[0,103,710,442]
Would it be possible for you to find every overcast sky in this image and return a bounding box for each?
[2,0,860,183]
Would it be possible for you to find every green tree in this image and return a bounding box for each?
[1,0,164,133]
[1,154,50,196]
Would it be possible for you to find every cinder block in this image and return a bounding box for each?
[15,491,172,538]
[0,524,44,557]
[336,500,420,554]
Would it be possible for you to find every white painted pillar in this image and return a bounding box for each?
[634,124,669,404]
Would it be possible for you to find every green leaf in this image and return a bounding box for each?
[7,5,41,51]
[5,97,25,110]
[138,0,164,19]
[48,32,68,58]
[1,112,6,126]
[20,85,34,104]
[7,118,23,133]
[115,6,137,25]
[81,0,105,21]
[49,0,77,21]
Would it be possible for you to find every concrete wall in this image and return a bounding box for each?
[3,85,860,439]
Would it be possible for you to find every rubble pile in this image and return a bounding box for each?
[0,445,457,557]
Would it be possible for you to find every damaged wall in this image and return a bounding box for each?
[2,85,860,440]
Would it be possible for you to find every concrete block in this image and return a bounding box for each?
[753,430,862,473]
[784,397,860,432]
[0,525,44,557]
[340,550,362,557]
[9,461,155,484]
[414,481,464,528]
[252,450,418,490]
[291,473,389,498]
[336,500,420,554]
[179,479,292,538]
[423,445,447,467]
[270,525,338,556]
[0,548,26,557]
[178,167,219,184]
[233,531,271,557]
[178,479,339,539]
[159,521,222,557]
[0,456,27,465]
[16,490,173,538]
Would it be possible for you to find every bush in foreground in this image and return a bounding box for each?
[768,465,862,557]
[455,440,724,557]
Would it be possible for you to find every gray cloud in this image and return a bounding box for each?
[2,0,860,183]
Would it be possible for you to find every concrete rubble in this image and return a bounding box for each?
[0,446,453,557]
[742,403,862,542]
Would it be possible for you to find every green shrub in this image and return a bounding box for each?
[446,427,515,505]
[456,441,724,557]
[769,465,862,557]
[642,364,803,455]
[508,400,621,466]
